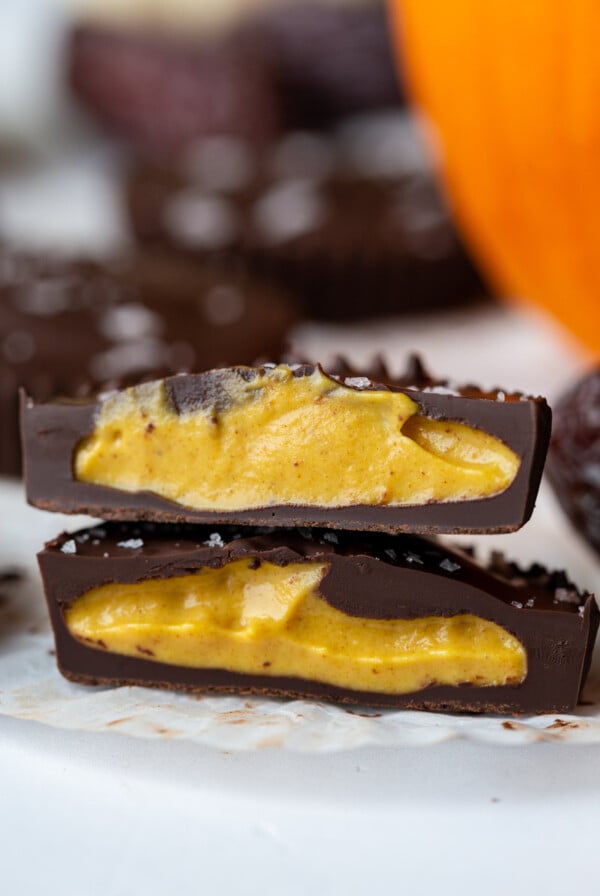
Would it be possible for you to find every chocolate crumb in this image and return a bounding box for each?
[546,719,580,730]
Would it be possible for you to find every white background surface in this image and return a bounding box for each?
[5,714,600,896]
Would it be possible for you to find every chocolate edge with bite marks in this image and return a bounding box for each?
[21,361,552,534]
[37,524,599,714]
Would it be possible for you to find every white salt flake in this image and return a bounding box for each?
[439,558,461,573]
[322,532,339,544]
[204,533,225,548]
[60,540,76,554]
[117,538,144,550]
[344,377,371,389]
[404,552,424,565]
[421,385,460,397]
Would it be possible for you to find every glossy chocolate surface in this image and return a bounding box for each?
[38,523,598,713]
[22,359,551,534]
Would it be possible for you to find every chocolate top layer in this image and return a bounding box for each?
[45,521,589,618]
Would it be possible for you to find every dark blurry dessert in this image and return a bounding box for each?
[245,0,404,129]
[127,114,489,320]
[0,247,297,475]
[66,1,403,150]
[67,0,281,150]
[547,368,600,556]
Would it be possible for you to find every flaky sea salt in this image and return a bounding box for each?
[117,538,144,550]
[404,552,424,565]
[344,377,371,389]
[439,558,461,573]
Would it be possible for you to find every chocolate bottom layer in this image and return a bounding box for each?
[38,524,598,714]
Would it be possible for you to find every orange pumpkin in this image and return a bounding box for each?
[390,0,600,357]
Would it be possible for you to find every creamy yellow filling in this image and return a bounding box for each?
[65,559,527,694]
[74,366,519,511]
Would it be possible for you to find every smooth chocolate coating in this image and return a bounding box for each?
[37,523,598,713]
[0,247,297,475]
[21,360,551,534]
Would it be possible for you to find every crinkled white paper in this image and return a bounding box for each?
[3,479,600,751]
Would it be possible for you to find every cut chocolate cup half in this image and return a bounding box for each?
[22,361,551,534]
[38,524,597,714]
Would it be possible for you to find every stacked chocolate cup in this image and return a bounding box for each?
[23,357,598,714]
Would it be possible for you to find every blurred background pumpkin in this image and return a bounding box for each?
[391,0,600,358]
